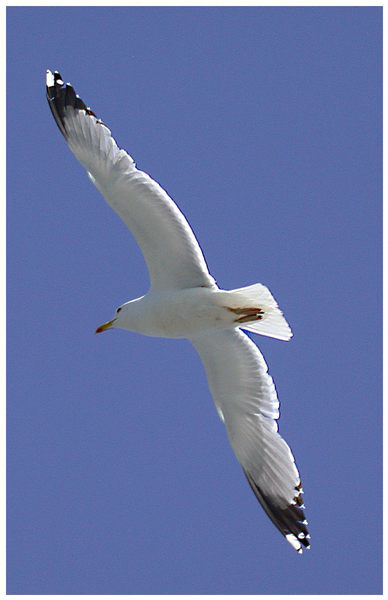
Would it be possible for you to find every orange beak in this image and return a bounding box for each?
[95,319,117,334]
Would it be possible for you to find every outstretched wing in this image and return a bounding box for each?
[190,328,310,553]
[46,70,216,291]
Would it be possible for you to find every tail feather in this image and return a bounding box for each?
[230,283,293,341]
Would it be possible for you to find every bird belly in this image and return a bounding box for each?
[130,288,235,339]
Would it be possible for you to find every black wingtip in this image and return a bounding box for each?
[46,69,106,139]
[243,469,310,553]
[46,69,69,138]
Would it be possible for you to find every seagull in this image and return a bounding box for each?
[46,69,310,553]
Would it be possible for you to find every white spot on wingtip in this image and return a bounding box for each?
[286,533,302,553]
[46,70,54,87]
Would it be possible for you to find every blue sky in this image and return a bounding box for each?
[7,6,382,595]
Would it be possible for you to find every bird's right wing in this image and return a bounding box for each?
[46,70,216,291]
[189,328,310,553]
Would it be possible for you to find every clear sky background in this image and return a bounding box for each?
[7,6,382,595]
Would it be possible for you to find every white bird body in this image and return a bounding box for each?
[107,285,290,339]
[46,70,310,554]
[111,288,231,338]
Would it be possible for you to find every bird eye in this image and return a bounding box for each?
[116,307,122,313]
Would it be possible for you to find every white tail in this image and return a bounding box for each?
[229,283,293,341]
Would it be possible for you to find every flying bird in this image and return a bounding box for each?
[46,69,310,553]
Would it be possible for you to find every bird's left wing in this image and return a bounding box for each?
[46,70,216,291]
[189,328,310,553]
